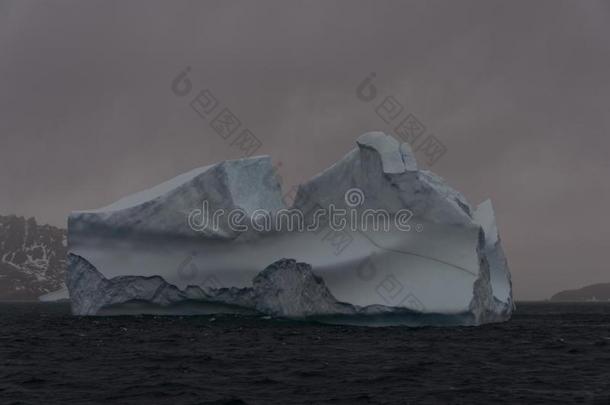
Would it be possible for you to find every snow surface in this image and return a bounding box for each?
[77,165,214,213]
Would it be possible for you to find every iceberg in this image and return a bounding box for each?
[67,132,514,325]
[38,286,69,302]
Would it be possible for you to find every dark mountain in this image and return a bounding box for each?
[0,215,67,300]
[551,283,610,302]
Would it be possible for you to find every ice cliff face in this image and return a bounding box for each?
[473,200,514,316]
[68,255,354,317]
[67,254,466,324]
[66,132,514,325]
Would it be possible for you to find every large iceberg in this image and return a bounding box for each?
[66,132,513,325]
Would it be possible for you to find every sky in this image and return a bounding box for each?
[1,0,609,300]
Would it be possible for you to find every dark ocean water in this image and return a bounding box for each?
[1,302,609,405]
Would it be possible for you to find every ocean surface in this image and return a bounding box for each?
[1,302,609,404]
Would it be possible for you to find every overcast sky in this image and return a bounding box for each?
[1,0,609,300]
